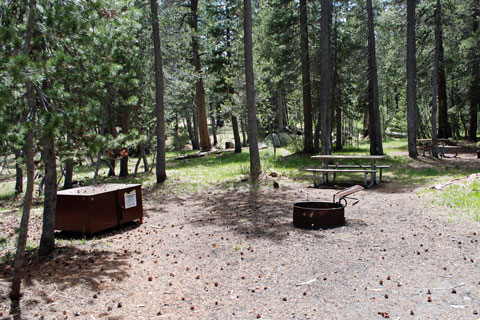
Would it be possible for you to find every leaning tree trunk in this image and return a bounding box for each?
[38,135,57,256]
[366,0,383,155]
[232,114,242,153]
[406,0,418,158]
[14,149,23,195]
[300,0,314,154]
[244,0,261,180]
[190,0,211,151]
[319,0,332,155]
[150,0,166,183]
[435,0,450,139]
[11,0,36,301]
[469,2,479,141]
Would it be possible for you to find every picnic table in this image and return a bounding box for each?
[417,139,460,157]
[305,155,388,188]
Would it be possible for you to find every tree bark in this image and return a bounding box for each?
[14,149,23,195]
[190,0,211,151]
[366,0,383,155]
[300,0,314,153]
[406,0,418,158]
[432,11,440,158]
[210,112,217,146]
[232,114,242,153]
[38,135,57,256]
[119,149,128,177]
[244,0,261,180]
[108,151,116,177]
[319,0,332,155]
[11,0,36,300]
[469,2,479,141]
[151,0,167,183]
[333,12,342,151]
[185,108,198,149]
[63,160,73,190]
[435,0,450,139]
[277,89,284,133]
[240,118,247,147]
[192,102,200,149]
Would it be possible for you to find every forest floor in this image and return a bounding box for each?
[0,143,479,319]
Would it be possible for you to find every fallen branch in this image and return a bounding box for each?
[175,149,222,160]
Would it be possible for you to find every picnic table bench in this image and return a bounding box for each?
[417,139,460,157]
[305,155,388,188]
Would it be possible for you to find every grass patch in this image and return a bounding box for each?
[0,139,475,198]
[436,180,480,221]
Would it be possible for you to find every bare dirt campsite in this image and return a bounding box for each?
[0,141,479,319]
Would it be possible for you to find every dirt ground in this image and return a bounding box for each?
[0,150,479,319]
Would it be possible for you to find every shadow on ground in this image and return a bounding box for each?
[171,184,323,242]
[54,220,142,241]
[0,246,129,318]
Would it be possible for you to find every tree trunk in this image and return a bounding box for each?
[469,2,479,141]
[190,0,211,151]
[119,150,128,177]
[244,0,261,180]
[432,12,440,158]
[63,160,73,190]
[11,0,36,300]
[211,112,218,146]
[333,11,342,151]
[38,135,57,256]
[232,114,242,153]
[319,0,332,155]
[14,149,23,196]
[366,0,383,155]
[150,0,167,183]
[435,0,450,139]
[92,103,108,185]
[192,103,200,149]
[300,0,314,153]
[134,144,144,176]
[277,89,284,133]
[185,109,198,149]
[240,118,247,147]
[108,150,116,177]
[406,0,418,158]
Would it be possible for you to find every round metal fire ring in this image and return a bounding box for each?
[293,201,345,229]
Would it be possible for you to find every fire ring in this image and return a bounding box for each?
[293,201,345,229]
[292,185,364,230]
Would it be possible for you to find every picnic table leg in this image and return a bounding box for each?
[439,145,445,157]
[364,172,375,188]
[313,172,318,187]
[313,172,328,187]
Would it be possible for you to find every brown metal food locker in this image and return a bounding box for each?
[55,183,143,234]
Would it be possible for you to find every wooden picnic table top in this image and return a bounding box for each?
[417,138,450,143]
[311,155,386,160]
